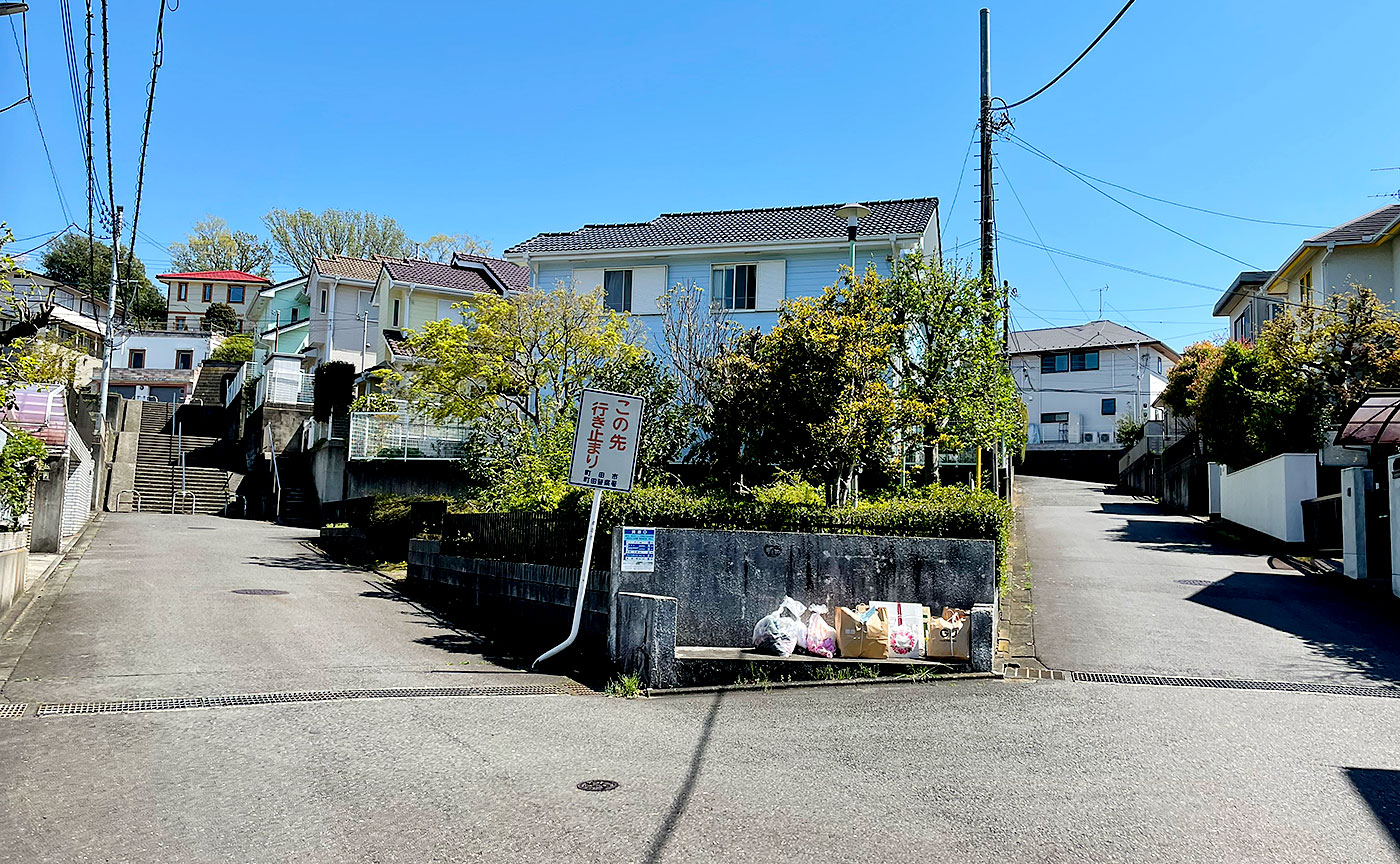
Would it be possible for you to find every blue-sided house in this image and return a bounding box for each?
[503,198,941,338]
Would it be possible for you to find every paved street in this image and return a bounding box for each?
[1,510,1399,862]
[1021,475,1400,685]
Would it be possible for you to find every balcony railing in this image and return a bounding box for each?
[263,370,314,406]
[348,411,476,460]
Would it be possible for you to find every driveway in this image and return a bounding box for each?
[0,514,570,704]
[1021,475,1400,685]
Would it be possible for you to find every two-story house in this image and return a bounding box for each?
[305,256,383,371]
[502,198,940,341]
[3,272,108,358]
[1214,204,1400,341]
[157,269,271,332]
[1011,320,1179,461]
[248,275,311,358]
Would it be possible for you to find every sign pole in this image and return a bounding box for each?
[534,486,603,668]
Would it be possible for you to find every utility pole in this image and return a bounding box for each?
[979,8,995,287]
[357,311,369,372]
[97,204,123,438]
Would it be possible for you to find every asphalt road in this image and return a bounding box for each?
[1020,475,1400,685]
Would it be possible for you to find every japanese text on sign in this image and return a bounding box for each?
[568,388,645,493]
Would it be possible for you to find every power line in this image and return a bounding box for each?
[999,232,1220,290]
[999,0,1137,110]
[124,0,170,292]
[994,154,1091,318]
[941,122,980,248]
[9,17,75,223]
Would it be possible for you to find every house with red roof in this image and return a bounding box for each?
[155,269,272,333]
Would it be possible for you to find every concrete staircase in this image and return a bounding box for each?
[132,402,237,515]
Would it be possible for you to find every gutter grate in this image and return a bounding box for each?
[0,702,27,719]
[1072,671,1400,699]
[36,683,584,717]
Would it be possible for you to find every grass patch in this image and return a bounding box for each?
[604,674,644,698]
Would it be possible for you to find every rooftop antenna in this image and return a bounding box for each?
[1097,284,1108,319]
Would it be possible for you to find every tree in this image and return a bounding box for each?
[168,216,274,278]
[209,334,254,363]
[658,279,739,414]
[201,302,240,335]
[883,253,1025,480]
[410,233,492,262]
[397,285,644,471]
[39,232,166,325]
[262,208,416,273]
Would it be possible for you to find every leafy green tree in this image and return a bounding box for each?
[168,216,274,278]
[39,232,165,324]
[201,302,241,335]
[209,334,254,363]
[262,208,416,273]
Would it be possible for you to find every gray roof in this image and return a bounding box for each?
[106,368,196,384]
[451,253,531,288]
[505,197,938,255]
[1009,320,1181,362]
[1308,204,1400,245]
[1212,270,1274,317]
[380,258,500,294]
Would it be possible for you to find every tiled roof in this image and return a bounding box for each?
[1307,205,1400,245]
[382,328,416,359]
[380,258,499,294]
[1212,270,1274,317]
[505,197,938,255]
[106,368,197,384]
[1010,320,1180,361]
[155,270,270,283]
[452,252,531,288]
[311,256,384,282]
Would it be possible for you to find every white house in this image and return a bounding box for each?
[106,330,222,403]
[1010,320,1179,450]
[305,256,383,371]
[1214,204,1400,340]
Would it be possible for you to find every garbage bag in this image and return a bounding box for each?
[752,596,807,656]
[803,603,837,658]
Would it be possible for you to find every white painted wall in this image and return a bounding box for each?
[118,332,218,369]
[1219,453,1317,542]
[1014,343,1175,445]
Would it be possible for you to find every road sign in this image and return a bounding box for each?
[567,388,645,493]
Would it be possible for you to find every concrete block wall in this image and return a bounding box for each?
[0,530,29,618]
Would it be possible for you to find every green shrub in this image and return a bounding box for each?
[349,392,398,413]
[835,485,1013,580]
[209,334,254,363]
[0,430,47,529]
[313,361,356,420]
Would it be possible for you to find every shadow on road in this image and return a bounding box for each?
[1345,768,1400,852]
[356,579,539,673]
[246,554,362,572]
[1188,573,1400,684]
[643,691,724,864]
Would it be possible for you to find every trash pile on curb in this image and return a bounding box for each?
[752,596,971,662]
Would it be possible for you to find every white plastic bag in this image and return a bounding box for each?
[868,601,926,659]
[752,596,807,657]
[803,603,837,658]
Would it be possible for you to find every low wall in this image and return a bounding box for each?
[0,530,31,618]
[610,528,996,648]
[344,459,479,501]
[1220,453,1318,542]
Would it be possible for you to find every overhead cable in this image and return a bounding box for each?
[999,0,1137,110]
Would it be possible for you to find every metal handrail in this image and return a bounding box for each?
[173,490,197,515]
[224,493,245,517]
[116,489,142,512]
[266,423,281,521]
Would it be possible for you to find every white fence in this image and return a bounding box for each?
[225,363,246,408]
[1219,453,1317,542]
[348,412,476,460]
[264,370,315,407]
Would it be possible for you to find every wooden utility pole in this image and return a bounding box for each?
[979,8,995,288]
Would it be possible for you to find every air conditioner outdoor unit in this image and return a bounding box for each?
[1099,433,1111,443]
[1083,433,1095,443]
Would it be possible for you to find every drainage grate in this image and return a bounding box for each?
[36,683,584,717]
[1002,667,1071,681]
[576,780,619,792]
[1073,671,1400,699]
[231,589,289,596]
[1174,579,1217,587]
[0,702,27,719]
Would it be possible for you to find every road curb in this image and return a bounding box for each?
[642,670,997,698]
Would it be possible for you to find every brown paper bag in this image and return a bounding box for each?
[925,607,971,660]
[836,606,889,659]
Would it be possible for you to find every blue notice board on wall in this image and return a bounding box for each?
[621,527,656,572]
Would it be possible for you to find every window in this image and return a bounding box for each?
[711,264,757,310]
[392,298,401,328]
[228,284,245,304]
[320,289,328,314]
[1040,412,1069,424]
[177,282,188,301]
[201,283,213,302]
[357,290,378,323]
[1040,353,1069,374]
[603,269,633,313]
[1101,398,1116,415]
[1299,270,1313,306]
[1070,350,1099,371]
[436,299,467,324]
[290,307,299,323]
[174,316,187,331]
[128,349,146,369]
[175,350,193,370]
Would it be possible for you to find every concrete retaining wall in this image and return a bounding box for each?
[1220,453,1317,542]
[0,530,31,618]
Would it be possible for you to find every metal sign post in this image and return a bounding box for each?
[534,388,645,668]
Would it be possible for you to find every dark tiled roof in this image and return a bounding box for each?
[505,197,938,255]
[380,259,499,294]
[382,329,416,359]
[106,368,197,384]
[311,256,384,282]
[451,253,531,288]
[1307,205,1400,245]
[1212,270,1275,317]
[1010,320,1181,361]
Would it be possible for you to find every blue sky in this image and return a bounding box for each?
[3,0,1397,349]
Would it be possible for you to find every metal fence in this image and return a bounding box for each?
[265,370,314,406]
[347,412,476,460]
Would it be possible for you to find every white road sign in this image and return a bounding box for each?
[567,388,645,493]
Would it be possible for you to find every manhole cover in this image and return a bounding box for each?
[576,779,619,792]
[232,589,289,596]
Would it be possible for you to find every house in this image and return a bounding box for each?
[369,254,530,372]
[105,330,222,403]
[502,198,941,339]
[1214,204,1400,340]
[3,272,108,358]
[156,269,271,332]
[305,256,384,371]
[247,275,311,357]
[1010,320,1180,477]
